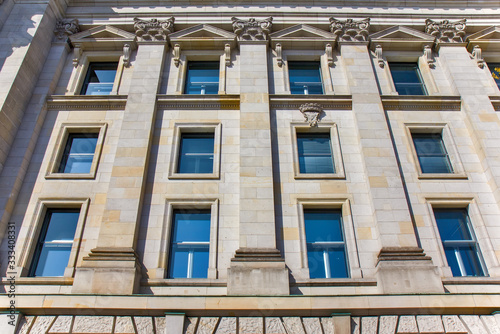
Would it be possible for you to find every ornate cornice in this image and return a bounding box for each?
[329,18,370,42]
[157,95,240,110]
[425,19,466,43]
[231,17,273,42]
[134,17,174,42]
[381,95,461,111]
[270,95,352,110]
[47,95,128,110]
[54,19,80,41]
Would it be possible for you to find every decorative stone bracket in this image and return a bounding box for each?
[425,18,467,43]
[173,43,181,67]
[299,103,324,127]
[423,45,435,68]
[375,45,384,67]
[232,17,273,41]
[225,43,231,66]
[330,18,370,42]
[72,44,82,67]
[54,19,80,41]
[276,43,283,67]
[471,45,485,68]
[134,17,174,42]
[326,43,333,66]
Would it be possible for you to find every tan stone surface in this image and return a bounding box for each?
[114,316,135,334]
[239,317,264,334]
[72,316,114,333]
[215,317,237,334]
[265,317,287,334]
[48,316,73,333]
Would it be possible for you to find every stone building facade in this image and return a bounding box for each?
[0,0,500,333]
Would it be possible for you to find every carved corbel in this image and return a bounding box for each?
[326,43,333,67]
[224,43,231,66]
[73,44,82,67]
[276,43,283,67]
[299,103,324,127]
[330,18,370,42]
[425,19,467,43]
[231,17,273,41]
[423,45,435,68]
[173,44,181,67]
[134,17,175,42]
[471,45,485,69]
[375,45,384,68]
[123,44,131,67]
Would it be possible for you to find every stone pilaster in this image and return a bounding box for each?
[227,17,289,295]
[335,17,443,293]
[72,19,171,294]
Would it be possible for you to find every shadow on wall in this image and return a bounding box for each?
[0,14,38,72]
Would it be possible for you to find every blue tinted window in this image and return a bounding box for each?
[389,63,427,95]
[177,133,214,174]
[59,133,98,174]
[434,209,485,277]
[30,209,80,277]
[80,62,117,95]
[297,133,334,174]
[185,61,219,94]
[488,63,500,89]
[412,133,452,174]
[289,61,323,95]
[304,210,348,278]
[168,210,211,278]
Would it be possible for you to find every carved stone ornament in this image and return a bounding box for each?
[425,19,466,43]
[375,45,384,68]
[326,43,333,66]
[173,44,181,67]
[276,43,283,67]
[471,45,485,68]
[134,17,174,42]
[423,45,435,68]
[73,44,82,67]
[330,18,370,42]
[123,44,131,67]
[231,17,273,41]
[225,43,231,66]
[54,19,80,40]
[299,103,324,127]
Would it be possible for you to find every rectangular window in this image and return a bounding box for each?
[433,208,485,277]
[488,63,500,89]
[29,209,80,277]
[305,209,348,279]
[58,133,98,174]
[177,133,215,174]
[412,133,453,174]
[289,61,323,95]
[389,63,427,95]
[80,62,118,95]
[297,133,334,174]
[168,210,211,278]
[184,61,219,95]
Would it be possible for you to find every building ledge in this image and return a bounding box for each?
[381,95,462,111]
[292,278,377,287]
[143,279,227,287]
[156,94,240,110]
[270,94,352,110]
[489,96,500,111]
[47,95,128,110]
[442,277,500,285]
[1,277,74,285]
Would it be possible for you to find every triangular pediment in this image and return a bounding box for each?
[468,26,500,41]
[371,26,435,42]
[70,25,136,43]
[270,24,333,39]
[169,24,236,40]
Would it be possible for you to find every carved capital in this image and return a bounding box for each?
[299,103,324,127]
[54,19,80,40]
[134,17,174,42]
[329,18,370,42]
[425,19,466,43]
[231,17,273,41]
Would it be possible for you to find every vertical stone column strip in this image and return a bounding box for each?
[332,18,443,293]
[227,17,289,295]
[0,20,73,245]
[164,313,185,334]
[330,313,351,334]
[72,18,173,294]
[0,313,21,334]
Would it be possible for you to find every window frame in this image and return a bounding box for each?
[291,123,345,179]
[405,124,466,179]
[19,199,90,278]
[486,61,500,91]
[287,61,324,95]
[67,51,125,96]
[388,62,428,96]
[46,123,107,180]
[297,198,362,280]
[161,198,219,280]
[168,123,221,180]
[174,51,227,95]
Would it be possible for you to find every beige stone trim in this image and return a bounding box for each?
[168,122,221,180]
[159,197,219,279]
[17,198,90,279]
[45,123,107,180]
[296,197,362,279]
[291,122,345,180]
[404,123,467,179]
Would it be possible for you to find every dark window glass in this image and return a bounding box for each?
[168,210,211,278]
[80,62,118,95]
[29,209,80,277]
[434,209,485,277]
[389,63,427,95]
[412,133,452,174]
[177,133,214,174]
[58,133,98,174]
[297,133,334,174]
[304,209,348,279]
[184,61,219,94]
[488,63,500,89]
[289,61,323,95]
